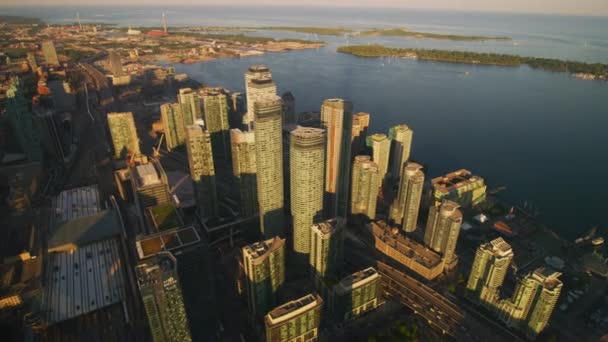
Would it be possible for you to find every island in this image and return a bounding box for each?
[356,28,511,41]
[255,26,353,36]
[337,45,608,80]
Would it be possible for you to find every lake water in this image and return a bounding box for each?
[4,5,608,239]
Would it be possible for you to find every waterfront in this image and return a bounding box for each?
[4,5,608,239]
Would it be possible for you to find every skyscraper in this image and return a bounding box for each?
[388,124,413,180]
[107,112,140,160]
[185,125,217,218]
[203,91,230,159]
[136,252,192,342]
[254,97,285,238]
[466,237,514,307]
[350,156,381,220]
[26,52,38,71]
[42,40,59,66]
[246,78,277,127]
[242,237,286,318]
[423,200,463,267]
[310,218,344,282]
[5,81,42,162]
[351,112,370,157]
[389,162,424,232]
[281,91,296,125]
[290,126,326,264]
[321,98,353,218]
[178,88,202,126]
[498,268,563,338]
[160,103,185,151]
[109,50,124,77]
[264,293,323,342]
[245,65,272,123]
[230,129,258,218]
[366,133,391,185]
[330,267,381,322]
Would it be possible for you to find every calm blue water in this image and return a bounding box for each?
[4,5,608,239]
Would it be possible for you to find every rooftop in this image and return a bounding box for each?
[486,237,514,257]
[230,128,255,144]
[135,163,161,187]
[135,226,201,260]
[370,221,443,268]
[438,200,463,221]
[249,77,275,87]
[266,293,322,325]
[48,210,122,252]
[335,267,379,295]
[242,237,285,264]
[247,65,270,73]
[311,217,344,237]
[432,169,484,192]
[53,185,100,223]
[146,203,182,232]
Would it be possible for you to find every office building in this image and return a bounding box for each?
[432,169,487,207]
[330,268,381,322]
[160,103,185,150]
[108,50,124,77]
[351,112,370,157]
[242,237,286,318]
[230,129,258,217]
[42,40,59,66]
[203,91,230,159]
[466,237,514,307]
[107,112,140,160]
[254,97,285,238]
[290,127,326,263]
[388,124,413,179]
[366,133,391,184]
[321,98,353,218]
[424,201,463,268]
[264,293,323,342]
[178,88,202,126]
[498,268,563,338]
[246,78,277,127]
[136,252,192,342]
[389,162,424,232]
[26,52,38,70]
[245,65,272,124]
[130,159,172,232]
[185,125,217,218]
[370,221,445,280]
[350,155,381,220]
[310,218,344,282]
[5,81,43,162]
[281,91,296,125]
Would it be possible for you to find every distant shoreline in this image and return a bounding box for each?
[337,45,608,80]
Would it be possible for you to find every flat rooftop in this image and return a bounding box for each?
[335,267,379,295]
[53,185,101,223]
[242,237,285,264]
[135,226,201,260]
[311,218,344,237]
[146,203,182,232]
[135,163,161,187]
[266,293,322,325]
[486,237,514,257]
[43,238,127,325]
[48,210,122,251]
[432,169,484,192]
[371,221,443,268]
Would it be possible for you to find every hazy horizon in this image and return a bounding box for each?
[1,0,608,17]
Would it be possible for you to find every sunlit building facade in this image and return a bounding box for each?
[388,124,413,179]
[389,162,424,232]
[160,103,185,151]
[424,200,463,267]
[185,125,217,218]
[350,155,381,220]
[230,129,258,217]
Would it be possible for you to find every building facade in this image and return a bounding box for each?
[321,98,353,219]
[330,267,381,322]
[42,40,59,66]
[136,252,192,342]
[5,81,42,162]
[230,129,258,217]
[432,169,487,207]
[310,218,345,282]
[290,127,326,263]
[203,91,230,159]
[388,124,413,180]
[185,125,217,218]
[246,78,277,127]
[350,155,381,220]
[366,133,391,184]
[245,65,272,125]
[109,50,124,77]
[178,88,202,126]
[264,293,323,342]
[254,97,285,238]
[107,112,140,160]
[281,91,297,125]
[389,162,424,232]
[242,237,286,318]
[351,112,370,157]
[160,103,185,151]
[466,237,514,307]
[423,200,463,267]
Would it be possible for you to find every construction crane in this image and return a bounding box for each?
[152,133,164,158]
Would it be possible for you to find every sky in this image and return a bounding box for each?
[1,0,608,16]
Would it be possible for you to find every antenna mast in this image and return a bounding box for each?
[77,12,82,31]
[162,12,168,33]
